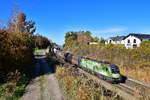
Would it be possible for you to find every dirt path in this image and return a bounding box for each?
[20,56,64,100]
[42,58,64,100]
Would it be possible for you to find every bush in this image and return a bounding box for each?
[0,11,36,99]
[0,30,34,82]
[0,12,35,82]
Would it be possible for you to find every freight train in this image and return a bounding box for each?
[53,47,124,83]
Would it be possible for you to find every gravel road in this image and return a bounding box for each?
[20,55,64,100]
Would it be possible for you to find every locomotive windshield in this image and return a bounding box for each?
[111,64,120,73]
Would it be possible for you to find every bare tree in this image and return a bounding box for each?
[8,4,36,34]
[8,3,21,32]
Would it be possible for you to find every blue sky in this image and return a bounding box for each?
[0,0,150,45]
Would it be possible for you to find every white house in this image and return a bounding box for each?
[105,36,125,44]
[124,33,150,49]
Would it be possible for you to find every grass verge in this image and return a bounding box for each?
[55,65,120,100]
[0,62,35,100]
[34,49,43,54]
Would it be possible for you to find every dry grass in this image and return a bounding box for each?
[55,64,120,100]
[119,67,150,83]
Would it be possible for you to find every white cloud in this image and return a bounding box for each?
[93,27,127,34]
[142,32,150,34]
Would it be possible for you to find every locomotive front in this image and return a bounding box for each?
[110,64,123,82]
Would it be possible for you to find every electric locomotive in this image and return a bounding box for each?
[54,47,124,83]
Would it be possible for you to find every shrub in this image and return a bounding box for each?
[0,12,35,82]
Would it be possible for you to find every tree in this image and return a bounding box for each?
[64,31,78,47]
[83,31,93,41]
[0,19,4,30]
[99,37,105,43]
[34,34,50,49]
[93,36,99,42]
[77,34,89,44]
[8,4,36,34]
[64,31,94,47]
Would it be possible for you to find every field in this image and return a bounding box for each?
[34,49,43,54]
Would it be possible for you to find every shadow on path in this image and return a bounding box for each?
[20,55,64,100]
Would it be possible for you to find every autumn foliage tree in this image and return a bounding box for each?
[8,13,36,34]
[77,34,89,44]
[64,31,78,48]
[99,37,105,44]
[0,8,36,82]
[34,34,50,49]
[64,31,94,48]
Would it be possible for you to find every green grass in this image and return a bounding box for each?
[0,76,30,100]
[0,63,35,100]
[0,83,7,99]
[34,49,43,54]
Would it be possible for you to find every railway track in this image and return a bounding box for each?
[77,67,137,100]
[78,67,150,99]
[57,57,150,100]
[122,77,150,98]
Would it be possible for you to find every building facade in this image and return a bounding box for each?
[123,34,150,49]
[105,33,150,49]
[105,36,125,45]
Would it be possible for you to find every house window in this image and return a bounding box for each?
[133,39,136,43]
[128,39,130,43]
